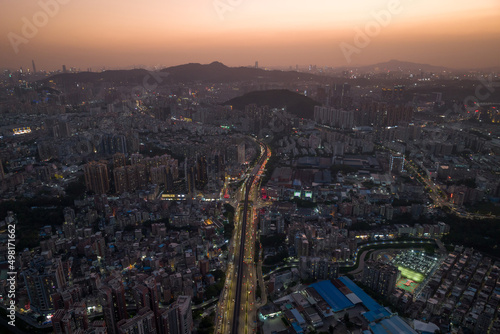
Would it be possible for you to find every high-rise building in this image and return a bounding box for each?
[238,143,246,164]
[196,156,208,189]
[362,261,400,297]
[135,163,148,189]
[0,159,5,180]
[71,302,89,331]
[52,301,89,333]
[63,207,75,224]
[113,135,127,154]
[113,167,128,194]
[159,296,193,334]
[199,259,209,276]
[313,106,355,129]
[114,163,149,194]
[32,60,37,74]
[132,285,150,311]
[100,279,128,334]
[160,306,179,334]
[150,166,166,185]
[165,169,174,193]
[299,257,338,280]
[117,307,156,334]
[186,164,195,195]
[144,276,161,315]
[260,210,285,235]
[22,258,67,315]
[130,153,144,165]
[125,165,138,191]
[113,153,127,169]
[84,162,109,194]
[359,102,413,127]
[62,221,76,239]
[177,296,193,334]
[52,309,73,334]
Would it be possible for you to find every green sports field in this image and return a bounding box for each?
[396,278,419,294]
[397,266,424,283]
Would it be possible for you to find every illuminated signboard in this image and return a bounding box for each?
[13,127,32,135]
[305,191,312,198]
[161,194,186,200]
[294,191,301,197]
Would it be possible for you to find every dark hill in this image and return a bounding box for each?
[224,89,320,119]
[160,61,324,83]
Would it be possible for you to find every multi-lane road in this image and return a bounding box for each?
[215,141,271,334]
[381,144,494,220]
[404,158,494,219]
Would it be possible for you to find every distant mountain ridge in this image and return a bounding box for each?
[224,89,320,119]
[38,60,499,87]
[40,62,325,86]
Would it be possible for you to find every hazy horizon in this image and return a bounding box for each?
[2,0,500,71]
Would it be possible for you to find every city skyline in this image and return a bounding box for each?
[2,1,500,334]
[1,0,500,71]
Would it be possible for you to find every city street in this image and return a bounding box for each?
[214,141,271,334]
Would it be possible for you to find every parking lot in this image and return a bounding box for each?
[391,249,438,277]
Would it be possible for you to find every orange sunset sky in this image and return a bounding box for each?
[1,0,499,70]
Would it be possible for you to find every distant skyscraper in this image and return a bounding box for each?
[84,161,110,194]
[238,143,246,164]
[113,135,128,154]
[186,165,195,195]
[113,167,128,194]
[63,65,67,73]
[196,156,208,189]
[0,159,4,180]
[32,60,37,74]
[255,61,258,69]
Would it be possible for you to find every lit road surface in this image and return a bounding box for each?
[215,141,271,334]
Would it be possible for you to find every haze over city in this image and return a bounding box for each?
[1,0,500,70]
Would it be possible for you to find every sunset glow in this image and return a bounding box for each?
[1,0,499,69]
